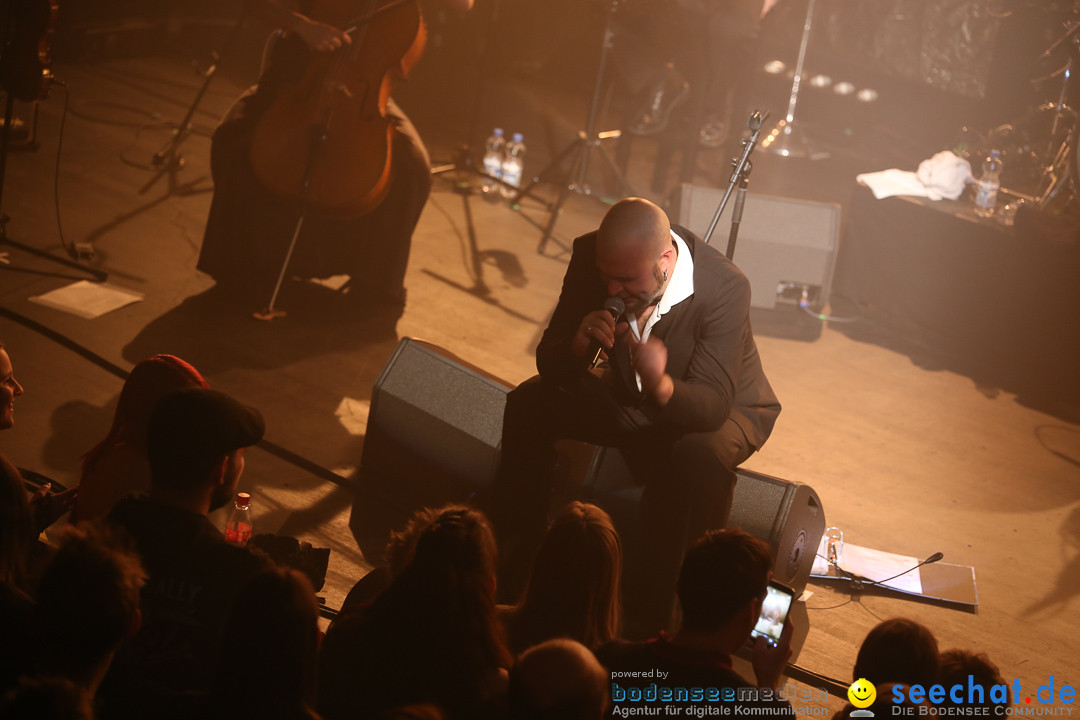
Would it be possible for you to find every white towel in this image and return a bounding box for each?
[916,150,973,200]
[856,169,932,199]
[857,151,973,201]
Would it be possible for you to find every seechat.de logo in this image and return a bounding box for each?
[849,678,877,717]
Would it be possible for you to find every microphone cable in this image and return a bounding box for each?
[827,552,945,592]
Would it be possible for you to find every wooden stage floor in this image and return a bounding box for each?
[1,50,1078,710]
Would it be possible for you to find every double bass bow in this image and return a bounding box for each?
[249,0,427,218]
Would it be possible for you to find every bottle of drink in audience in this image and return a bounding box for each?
[481,128,505,199]
[973,149,1002,218]
[224,492,253,545]
[500,133,526,200]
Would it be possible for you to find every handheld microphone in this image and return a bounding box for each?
[589,296,626,369]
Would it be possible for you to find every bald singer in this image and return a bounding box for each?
[491,197,781,632]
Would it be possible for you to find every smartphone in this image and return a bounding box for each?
[750,580,795,647]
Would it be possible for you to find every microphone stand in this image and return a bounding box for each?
[701,109,768,261]
[140,15,246,198]
[513,0,636,254]
[0,3,107,282]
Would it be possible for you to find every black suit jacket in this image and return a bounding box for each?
[536,225,780,450]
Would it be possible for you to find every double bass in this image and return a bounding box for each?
[249,0,427,218]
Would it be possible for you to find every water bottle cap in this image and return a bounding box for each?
[512,133,524,142]
[493,128,504,136]
[235,492,251,508]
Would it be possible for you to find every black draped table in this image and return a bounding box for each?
[833,184,1080,407]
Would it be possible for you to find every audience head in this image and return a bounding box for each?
[509,639,607,720]
[399,504,499,596]
[0,676,93,720]
[939,649,1006,711]
[513,501,622,650]
[360,504,510,711]
[0,342,25,431]
[34,522,146,684]
[146,387,264,510]
[384,504,444,578]
[85,354,207,464]
[676,528,772,633]
[853,618,939,689]
[211,567,321,715]
[0,453,33,585]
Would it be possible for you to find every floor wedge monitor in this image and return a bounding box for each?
[585,447,826,594]
[360,337,511,512]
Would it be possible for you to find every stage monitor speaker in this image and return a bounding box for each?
[674,184,841,310]
[360,338,511,512]
[361,339,825,593]
[585,448,825,594]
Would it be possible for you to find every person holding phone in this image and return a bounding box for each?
[596,529,795,716]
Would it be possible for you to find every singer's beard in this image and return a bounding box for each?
[623,262,667,318]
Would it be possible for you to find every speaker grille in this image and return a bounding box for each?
[365,339,509,493]
[376,343,506,450]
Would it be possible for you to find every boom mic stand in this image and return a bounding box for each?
[430,0,506,185]
[759,0,828,160]
[702,109,768,261]
[1,6,106,282]
[512,0,635,254]
[139,16,247,197]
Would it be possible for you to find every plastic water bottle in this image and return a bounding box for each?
[224,492,253,545]
[974,150,1002,218]
[500,133,525,199]
[481,128,505,198]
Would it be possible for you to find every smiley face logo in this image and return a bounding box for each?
[848,678,876,709]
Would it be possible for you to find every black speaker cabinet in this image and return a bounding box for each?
[674,184,841,310]
[585,448,825,594]
[361,339,825,593]
[360,338,510,512]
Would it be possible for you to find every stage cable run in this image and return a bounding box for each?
[50,81,79,260]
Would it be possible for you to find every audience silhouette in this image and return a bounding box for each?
[501,502,622,655]
[509,638,608,720]
[73,355,208,523]
[204,567,324,720]
[318,505,511,720]
[99,387,269,720]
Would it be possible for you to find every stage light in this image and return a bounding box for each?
[763,60,786,74]
[833,81,855,95]
[809,74,832,88]
[856,88,879,102]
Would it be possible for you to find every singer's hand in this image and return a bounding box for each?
[631,336,674,404]
[572,311,624,362]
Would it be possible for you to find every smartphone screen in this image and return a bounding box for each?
[750,581,794,646]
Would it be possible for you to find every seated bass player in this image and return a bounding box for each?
[199,0,472,325]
